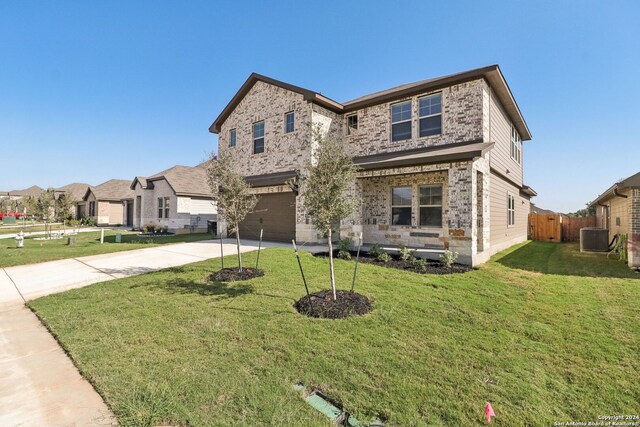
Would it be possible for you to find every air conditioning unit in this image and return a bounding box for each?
[580,228,609,252]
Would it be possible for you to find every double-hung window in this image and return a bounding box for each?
[253,121,265,154]
[285,112,295,133]
[419,93,442,137]
[391,186,412,225]
[88,201,95,216]
[229,129,236,147]
[347,114,358,135]
[391,101,412,141]
[158,197,170,219]
[507,194,515,226]
[510,125,521,164]
[419,185,443,227]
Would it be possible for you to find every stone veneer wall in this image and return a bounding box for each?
[629,189,640,268]
[343,79,485,157]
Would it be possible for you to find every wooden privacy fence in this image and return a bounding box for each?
[528,214,596,242]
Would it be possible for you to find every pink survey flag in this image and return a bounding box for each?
[485,401,495,423]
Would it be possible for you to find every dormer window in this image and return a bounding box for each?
[510,125,521,164]
[391,101,412,142]
[347,114,358,135]
[419,93,442,137]
[253,121,265,154]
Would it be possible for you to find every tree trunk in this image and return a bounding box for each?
[236,226,243,272]
[328,228,337,300]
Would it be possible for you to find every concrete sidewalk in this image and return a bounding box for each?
[0,238,304,427]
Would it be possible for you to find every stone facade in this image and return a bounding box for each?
[629,189,640,268]
[213,73,531,265]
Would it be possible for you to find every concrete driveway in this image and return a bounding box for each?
[0,238,293,427]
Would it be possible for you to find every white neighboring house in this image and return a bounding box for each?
[130,163,217,234]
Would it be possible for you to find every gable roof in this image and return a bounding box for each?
[209,65,532,140]
[133,163,212,197]
[84,179,134,202]
[589,171,640,207]
[8,185,43,197]
[56,183,91,201]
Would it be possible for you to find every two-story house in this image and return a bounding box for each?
[209,65,535,265]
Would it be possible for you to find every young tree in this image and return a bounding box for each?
[55,193,75,222]
[302,125,360,300]
[35,188,56,221]
[206,153,258,272]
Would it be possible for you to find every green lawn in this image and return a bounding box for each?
[0,231,212,268]
[29,242,639,426]
[0,222,65,235]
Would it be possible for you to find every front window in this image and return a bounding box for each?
[253,121,264,154]
[285,112,294,133]
[391,186,412,225]
[88,201,95,216]
[347,114,358,135]
[507,194,515,226]
[391,101,412,142]
[510,125,521,164]
[158,197,170,219]
[229,129,236,147]
[419,185,443,227]
[419,93,442,137]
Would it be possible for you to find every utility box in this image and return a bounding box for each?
[580,228,609,252]
[115,233,122,243]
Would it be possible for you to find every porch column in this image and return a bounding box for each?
[629,189,640,268]
[447,163,474,265]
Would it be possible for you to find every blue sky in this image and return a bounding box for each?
[1,1,638,212]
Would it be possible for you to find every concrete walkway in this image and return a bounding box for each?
[0,238,325,427]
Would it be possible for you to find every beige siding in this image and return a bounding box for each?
[489,172,529,253]
[596,190,632,241]
[107,202,124,225]
[486,86,523,187]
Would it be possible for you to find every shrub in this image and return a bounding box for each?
[377,252,392,263]
[368,243,383,258]
[80,215,96,226]
[337,238,352,260]
[440,250,459,268]
[399,246,412,261]
[144,223,156,233]
[410,257,427,271]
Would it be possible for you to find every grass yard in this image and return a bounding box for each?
[0,231,212,268]
[29,242,639,426]
[0,222,65,235]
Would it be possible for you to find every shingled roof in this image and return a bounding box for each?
[589,171,640,207]
[8,185,44,197]
[132,163,212,197]
[56,182,92,201]
[84,179,134,202]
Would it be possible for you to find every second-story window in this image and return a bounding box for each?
[347,114,358,135]
[229,129,236,147]
[419,93,442,137]
[253,121,264,154]
[510,125,521,164]
[285,112,294,133]
[391,101,412,142]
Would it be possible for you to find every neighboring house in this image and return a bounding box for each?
[589,171,640,268]
[6,185,44,200]
[209,65,536,265]
[55,182,92,219]
[130,163,216,233]
[530,204,559,215]
[82,179,135,226]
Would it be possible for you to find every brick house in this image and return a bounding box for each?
[589,171,640,268]
[82,179,134,226]
[130,163,217,233]
[209,65,536,265]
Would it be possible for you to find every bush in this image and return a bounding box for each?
[399,246,412,261]
[337,238,352,260]
[368,243,383,258]
[440,250,459,268]
[144,223,156,233]
[377,252,392,263]
[80,215,96,226]
[410,257,427,271]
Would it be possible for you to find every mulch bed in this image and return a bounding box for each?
[314,251,473,275]
[208,267,264,282]
[294,289,372,319]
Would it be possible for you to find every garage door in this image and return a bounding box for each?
[237,192,296,242]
